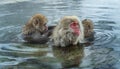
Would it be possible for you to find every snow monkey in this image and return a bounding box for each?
[22,14,51,43]
[51,16,85,47]
[82,19,94,42]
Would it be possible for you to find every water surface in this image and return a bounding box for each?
[0,0,120,69]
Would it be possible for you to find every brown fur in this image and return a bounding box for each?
[22,14,49,43]
[82,19,94,41]
[51,16,84,47]
[52,45,84,68]
[22,14,48,35]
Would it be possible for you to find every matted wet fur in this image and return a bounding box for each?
[51,16,85,47]
[82,19,94,41]
[52,45,84,68]
[22,14,50,43]
[22,14,48,35]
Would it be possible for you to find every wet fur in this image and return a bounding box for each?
[51,16,85,47]
[22,14,48,35]
[22,14,48,43]
[82,19,94,41]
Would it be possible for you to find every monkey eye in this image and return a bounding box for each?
[71,22,78,26]
[34,22,38,25]
[33,19,39,25]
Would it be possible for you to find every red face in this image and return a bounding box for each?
[70,21,80,36]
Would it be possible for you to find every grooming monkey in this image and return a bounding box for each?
[22,14,94,44]
[22,14,51,43]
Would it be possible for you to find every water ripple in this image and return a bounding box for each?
[0,0,119,68]
[93,29,116,46]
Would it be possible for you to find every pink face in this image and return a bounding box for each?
[70,21,80,36]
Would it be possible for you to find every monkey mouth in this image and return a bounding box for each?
[73,28,80,36]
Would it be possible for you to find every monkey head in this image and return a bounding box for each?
[59,16,81,36]
[52,16,85,47]
[82,19,94,41]
[28,14,48,33]
[82,19,94,37]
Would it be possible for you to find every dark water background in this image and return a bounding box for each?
[0,0,120,69]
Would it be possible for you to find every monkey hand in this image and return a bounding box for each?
[22,27,35,35]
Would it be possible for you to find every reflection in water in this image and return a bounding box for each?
[0,43,48,57]
[0,44,53,69]
[52,45,84,68]
[0,0,120,69]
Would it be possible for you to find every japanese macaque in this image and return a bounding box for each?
[22,14,53,43]
[82,19,94,42]
[51,16,85,47]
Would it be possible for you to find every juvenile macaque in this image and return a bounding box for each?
[82,19,94,41]
[51,16,85,47]
[22,14,52,43]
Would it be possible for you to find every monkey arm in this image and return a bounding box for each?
[22,26,56,44]
[22,34,34,42]
[22,34,49,44]
[30,36,49,44]
[45,26,56,36]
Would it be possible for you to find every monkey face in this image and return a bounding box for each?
[69,21,80,36]
[52,16,85,46]
[31,14,48,33]
[32,19,47,32]
[60,17,80,36]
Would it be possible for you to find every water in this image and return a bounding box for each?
[0,0,120,69]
